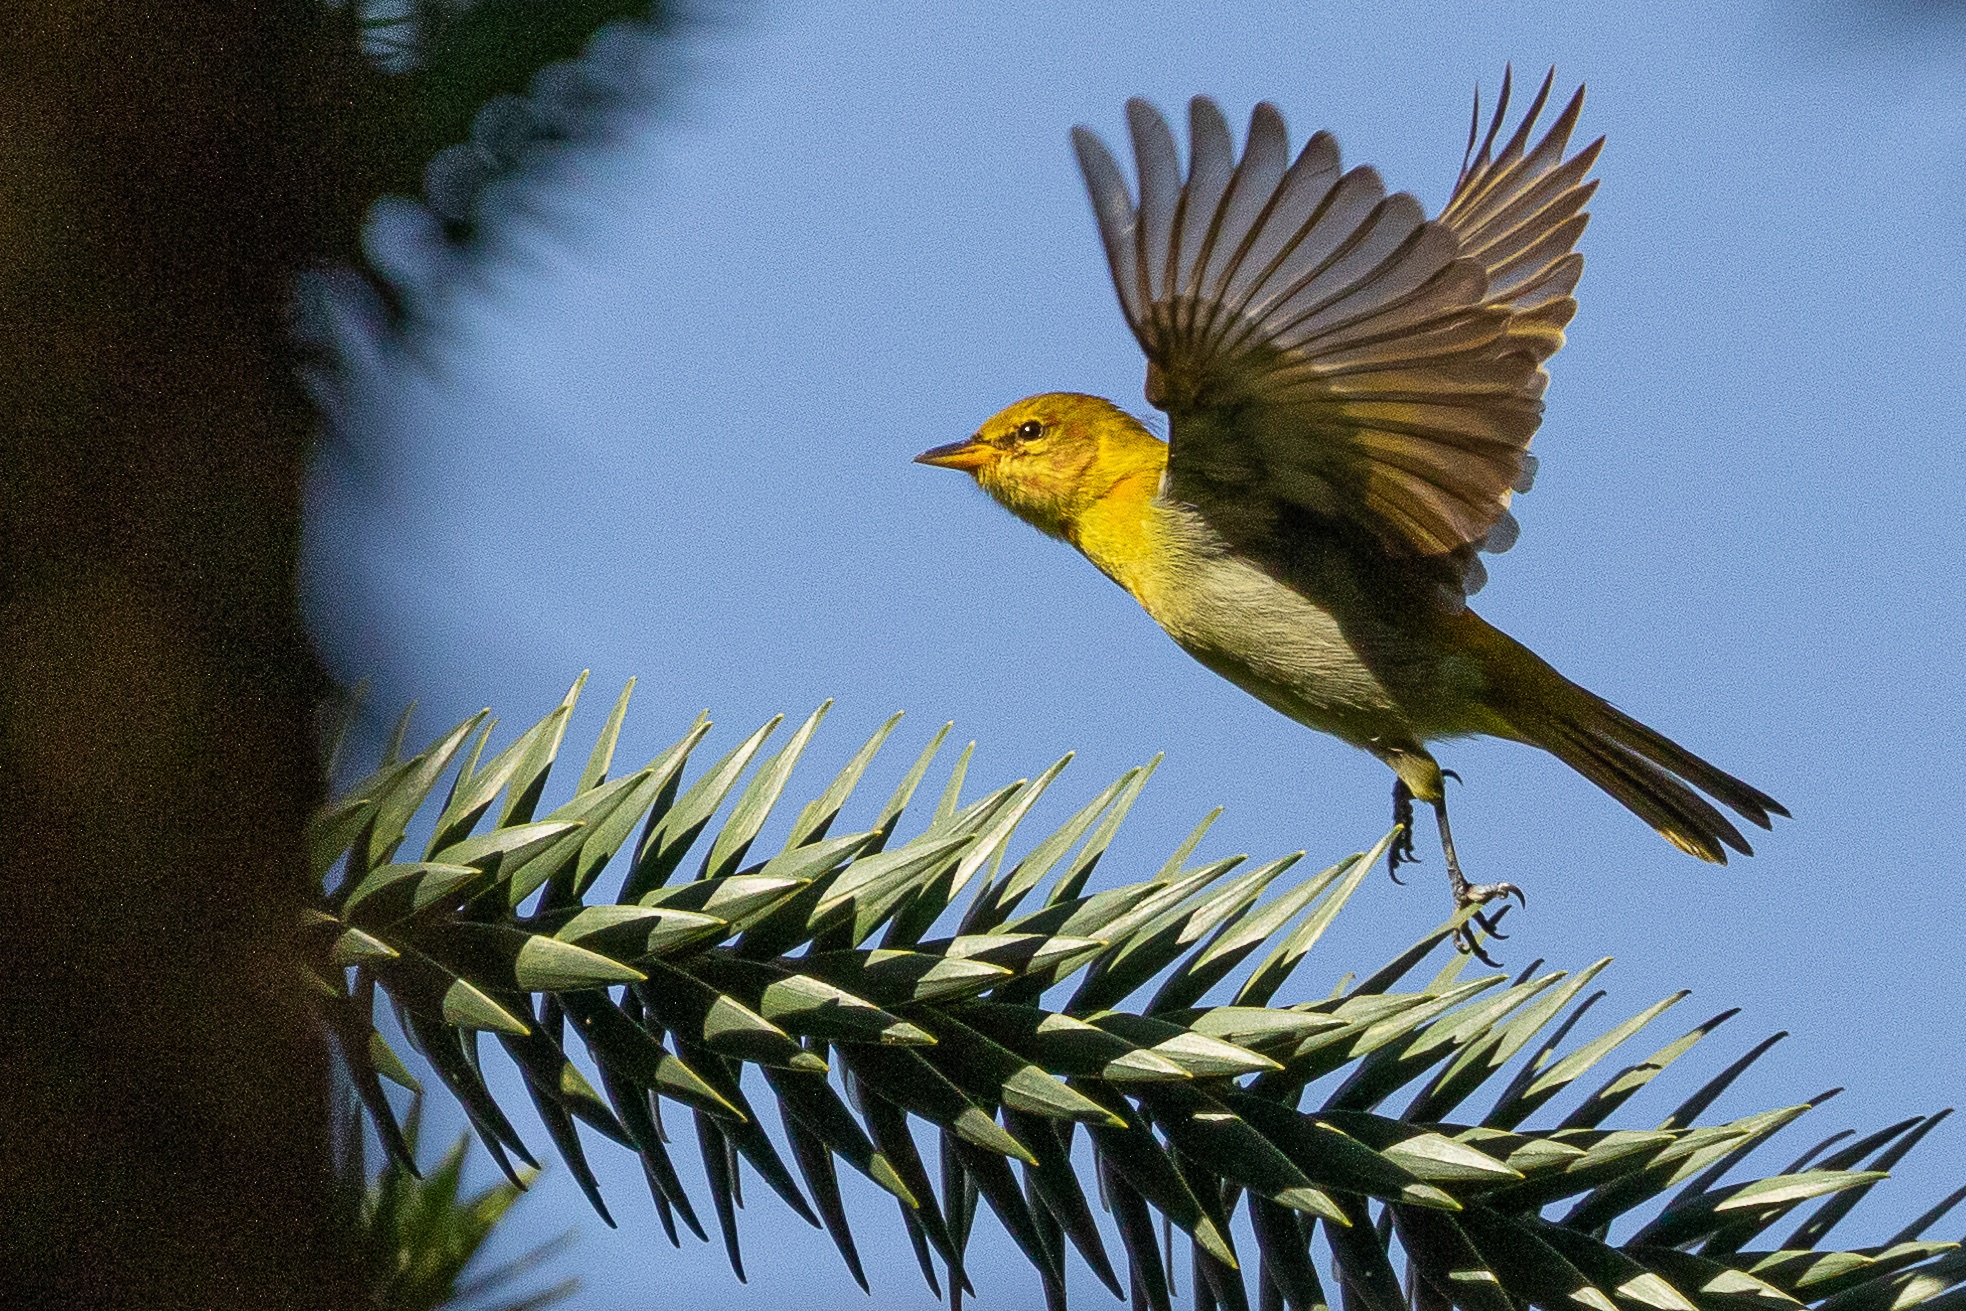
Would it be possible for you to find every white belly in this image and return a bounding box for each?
[1134,531,1410,746]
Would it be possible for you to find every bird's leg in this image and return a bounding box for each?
[1378,748,1527,962]
[1388,779,1419,884]
[1431,788,1526,965]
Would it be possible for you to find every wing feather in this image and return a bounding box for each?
[1212,133,1348,334]
[1455,150,1599,266]
[1486,212,1591,300]
[1073,70,1599,593]
[1126,99,1183,305]
[1072,127,1142,325]
[1192,103,1292,336]
[1228,169,1396,346]
[1174,98,1237,344]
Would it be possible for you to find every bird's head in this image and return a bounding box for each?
[916,392,1165,540]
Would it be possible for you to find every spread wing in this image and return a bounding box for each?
[1072,69,1600,596]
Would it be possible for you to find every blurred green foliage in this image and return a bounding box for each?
[342,1098,577,1311]
[320,0,673,259]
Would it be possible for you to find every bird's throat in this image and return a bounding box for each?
[1066,468,1169,600]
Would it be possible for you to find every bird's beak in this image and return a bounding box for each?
[914,437,992,472]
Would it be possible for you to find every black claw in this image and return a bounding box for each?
[1441,769,1462,785]
[1388,830,1419,884]
[1453,923,1503,967]
[1388,782,1420,884]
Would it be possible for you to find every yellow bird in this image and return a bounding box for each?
[917,71,1786,953]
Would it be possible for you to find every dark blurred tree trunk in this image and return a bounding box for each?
[0,5,353,1307]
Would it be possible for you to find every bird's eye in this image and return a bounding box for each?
[1016,420,1045,441]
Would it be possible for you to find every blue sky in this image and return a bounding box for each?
[311,2,1966,1306]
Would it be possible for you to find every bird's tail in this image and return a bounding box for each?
[1453,612,1788,862]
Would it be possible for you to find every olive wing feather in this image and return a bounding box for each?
[1072,70,1599,595]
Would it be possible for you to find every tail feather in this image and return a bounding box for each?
[1574,696,1789,828]
[1454,611,1786,862]
[1540,717,1750,863]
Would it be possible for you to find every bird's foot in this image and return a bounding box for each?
[1388,781,1419,884]
[1448,873,1527,967]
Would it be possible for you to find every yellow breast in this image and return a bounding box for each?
[1067,469,1177,604]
